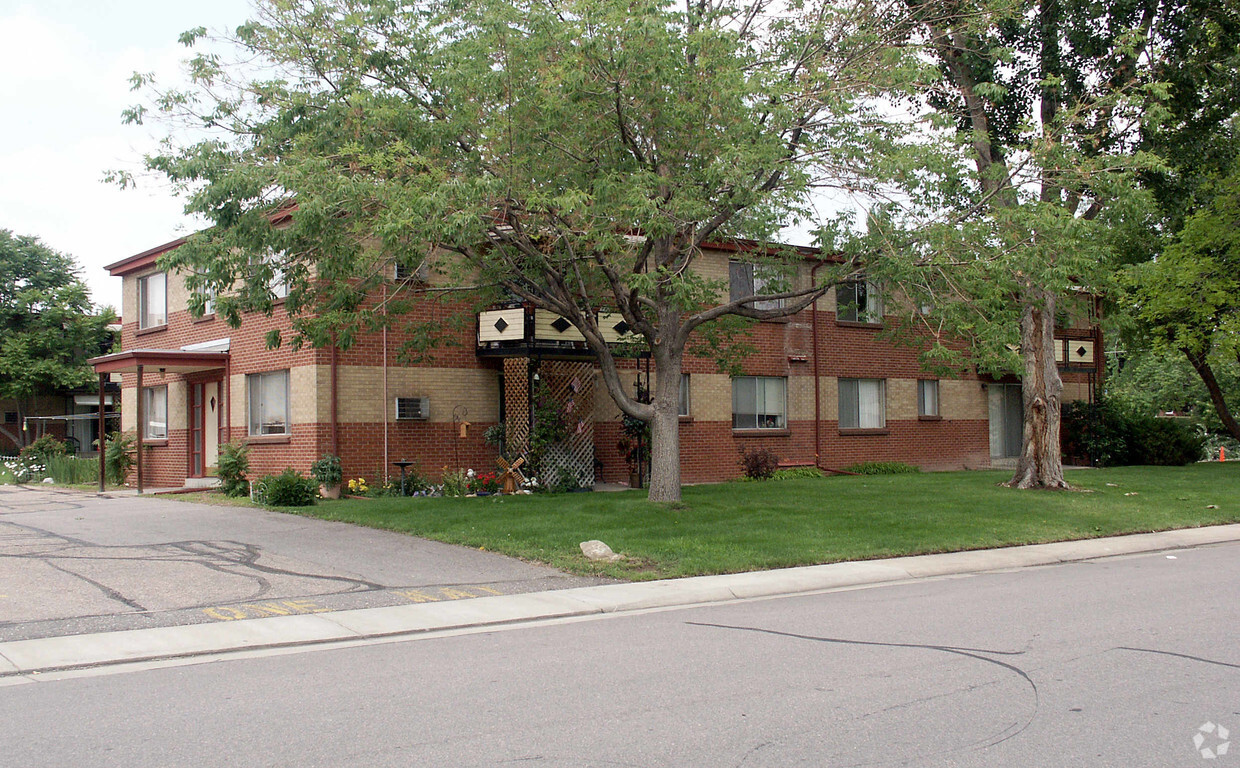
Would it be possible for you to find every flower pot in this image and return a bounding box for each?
[320,483,342,500]
[628,471,642,489]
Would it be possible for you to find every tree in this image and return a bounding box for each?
[1121,6,1240,442]
[120,0,904,501]
[0,230,116,448]
[1129,155,1240,441]
[851,0,1180,488]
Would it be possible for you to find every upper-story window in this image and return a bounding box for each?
[138,272,167,329]
[268,251,289,299]
[836,279,883,324]
[729,261,785,311]
[193,282,216,317]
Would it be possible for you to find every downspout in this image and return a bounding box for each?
[382,283,389,482]
[809,261,859,477]
[330,340,339,456]
[810,262,824,470]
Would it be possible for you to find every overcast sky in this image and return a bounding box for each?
[0,0,255,312]
[1,0,849,316]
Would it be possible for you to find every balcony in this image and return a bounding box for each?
[477,305,640,358]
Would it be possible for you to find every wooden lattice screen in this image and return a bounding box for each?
[503,358,594,489]
[503,358,530,456]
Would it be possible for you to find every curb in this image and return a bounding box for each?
[2,523,1239,677]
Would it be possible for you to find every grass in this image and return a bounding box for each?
[256,462,1240,581]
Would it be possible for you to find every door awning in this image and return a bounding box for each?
[88,349,230,375]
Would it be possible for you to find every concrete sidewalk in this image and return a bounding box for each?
[3,523,1239,678]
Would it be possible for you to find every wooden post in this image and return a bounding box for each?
[98,373,106,492]
[136,365,144,495]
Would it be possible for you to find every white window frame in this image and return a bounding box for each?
[836,280,883,324]
[248,370,291,436]
[138,272,167,329]
[732,376,787,430]
[839,378,886,430]
[729,261,785,311]
[678,374,690,417]
[143,385,168,440]
[918,379,940,418]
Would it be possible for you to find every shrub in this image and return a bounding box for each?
[46,455,99,485]
[310,454,343,486]
[467,470,501,495]
[740,447,780,480]
[252,469,318,507]
[842,461,921,475]
[20,435,68,463]
[441,469,469,497]
[771,466,824,480]
[103,432,135,486]
[1062,400,1204,467]
[217,441,251,497]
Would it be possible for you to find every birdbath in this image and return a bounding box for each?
[392,460,415,496]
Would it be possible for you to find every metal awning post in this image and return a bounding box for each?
[136,365,144,495]
[98,373,106,492]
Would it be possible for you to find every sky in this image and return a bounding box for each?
[0,0,256,312]
[0,0,849,315]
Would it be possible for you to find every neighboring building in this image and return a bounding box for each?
[1,323,121,456]
[89,238,1102,489]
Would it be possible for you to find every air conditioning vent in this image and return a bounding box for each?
[395,396,430,421]
[394,261,430,282]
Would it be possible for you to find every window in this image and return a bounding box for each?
[729,261,785,311]
[194,283,216,317]
[248,370,290,436]
[839,378,886,429]
[918,379,940,418]
[836,280,883,324]
[4,412,16,424]
[143,386,167,440]
[678,374,690,417]
[138,272,167,329]
[258,249,289,299]
[732,376,786,430]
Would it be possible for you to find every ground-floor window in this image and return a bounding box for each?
[679,374,690,417]
[248,370,290,436]
[732,376,786,430]
[143,386,167,440]
[918,379,940,418]
[839,378,886,429]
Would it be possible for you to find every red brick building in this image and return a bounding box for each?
[90,238,1102,490]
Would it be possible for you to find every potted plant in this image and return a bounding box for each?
[311,454,343,499]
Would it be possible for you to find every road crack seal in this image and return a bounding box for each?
[690,622,1040,767]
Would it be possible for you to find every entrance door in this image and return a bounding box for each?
[988,383,1023,460]
[188,382,221,477]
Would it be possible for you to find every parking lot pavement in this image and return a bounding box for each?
[0,485,610,642]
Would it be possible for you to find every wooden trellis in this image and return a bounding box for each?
[503,358,594,489]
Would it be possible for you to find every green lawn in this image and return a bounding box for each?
[279,463,1235,580]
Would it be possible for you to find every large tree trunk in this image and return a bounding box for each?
[1009,289,1068,489]
[646,350,683,503]
[1183,349,1240,442]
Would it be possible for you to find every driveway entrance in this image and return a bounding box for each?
[0,486,608,642]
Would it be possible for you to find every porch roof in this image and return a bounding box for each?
[88,349,230,375]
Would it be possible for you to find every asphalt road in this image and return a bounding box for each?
[0,485,609,641]
[2,539,1237,767]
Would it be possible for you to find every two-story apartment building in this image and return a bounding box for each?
[89,237,1103,491]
